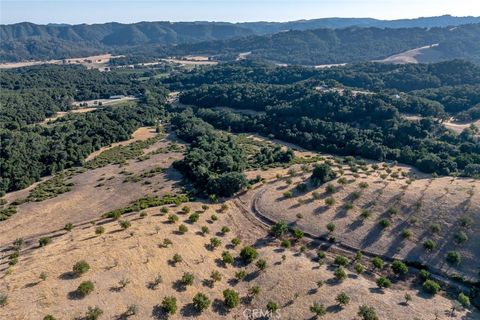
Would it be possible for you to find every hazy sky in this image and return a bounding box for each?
[1,0,480,24]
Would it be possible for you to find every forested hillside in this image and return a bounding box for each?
[0,21,254,62]
[173,61,480,178]
[166,60,480,120]
[1,20,480,64]
[172,24,480,64]
[237,15,480,35]
[0,65,167,194]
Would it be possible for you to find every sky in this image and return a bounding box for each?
[1,0,480,25]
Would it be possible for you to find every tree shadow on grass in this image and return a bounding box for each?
[180,303,201,317]
[151,305,169,320]
[212,299,229,316]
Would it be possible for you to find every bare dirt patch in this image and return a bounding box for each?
[0,54,123,70]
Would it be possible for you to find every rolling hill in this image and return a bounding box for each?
[1,16,480,63]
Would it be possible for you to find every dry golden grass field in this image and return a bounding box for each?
[0,130,478,320]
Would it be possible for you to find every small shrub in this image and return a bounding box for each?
[334,267,347,281]
[429,223,441,233]
[181,206,191,214]
[419,269,430,281]
[283,191,293,198]
[354,264,365,274]
[422,280,441,295]
[64,223,73,231]
[336,292,350,306]
[189,213,199,223]
[160,206,169,214]
[401,229,412,239]
[324,197,335,206]
[38,237,51,247]
[360,209,371,219]
[358,305,378,320]
[193,292,211,312]
[124,304,138,316]
[178,224,188,234]
[404,293,412,304]
[210,237,221,249]
[168,214,179,223]
[334,256,349,266]
[256,259,267,271]
[211,270,222,283]
[211,214,218,221]
[39,272,48,281]
[359,182,369,189]
[371,257,384,269]
[172,253,182,264]
[266,301,278,312]
[458,292,471,308]
[95,226,105,235]
[376,276,391,289]
[77,280,95,297]
[326,222,335,233]
[221,226,230,234]
[73,260,90,276]
[0,294,7,307]
[162,296,177,315]
[281,239,291,249]
[379,219,391,229]
[391,260,408,275]
[387,208,399,216]
[292,228,304,240]
[459,216,473,228]
[249,286,261,296]
[235,270,247,280]
[424,239,436,251]
[222,251,233,265]
[119,220,131,230]
[223,289,240,309]
[326,183,336,193]
[43,316,57,320]
[454,231,468,244]
[85,306,103,320]
[446,251,461,265]
[240,246,258,263]
[310,302,327,317]
[181,272,194,286]
[231,237,241,247]
[201,226,209,235]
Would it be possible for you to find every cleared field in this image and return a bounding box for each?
[375,44,439,64]
[0,54,123,70]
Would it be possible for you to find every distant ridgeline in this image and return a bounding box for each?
[1,18,479,64]
[167,60,480,178]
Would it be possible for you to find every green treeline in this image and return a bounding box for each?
[176,63,480,177]
[170,111,248,197]
[169,60,480,121]
[0,65,167,194]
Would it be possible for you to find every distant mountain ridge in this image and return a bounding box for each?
[237,15,480,34]
[1,15,479,63]
[171,23,480,65]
